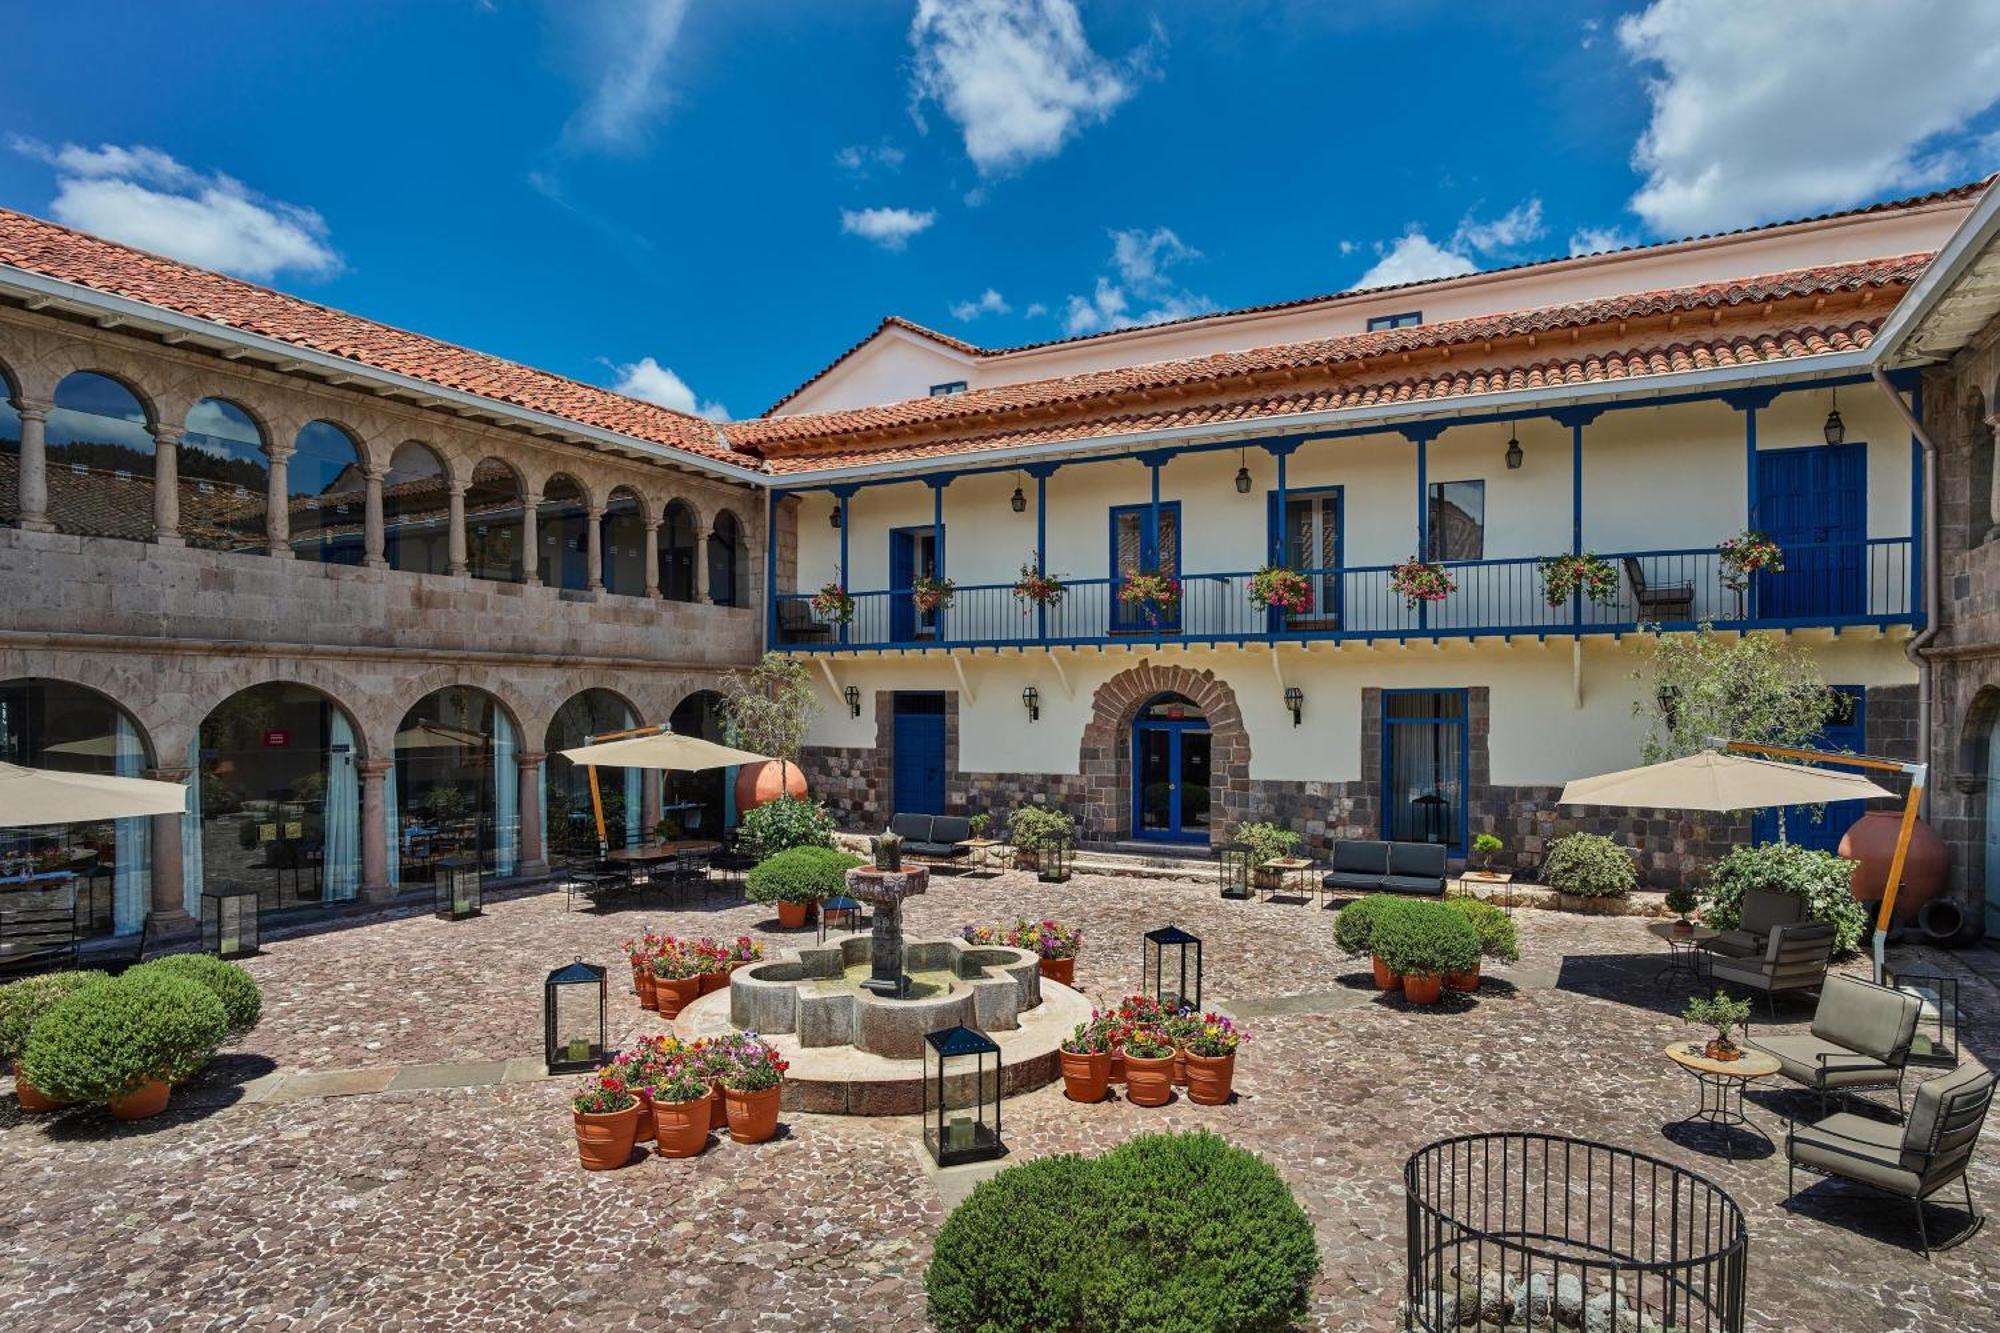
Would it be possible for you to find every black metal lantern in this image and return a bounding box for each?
[923,1024,1005,1166]
[1505,433,1524,470]
[201,887,261,959]
[1143,925,1202,1012]
[1283,685,1304,726]
[1036,838,1073,884]
[829,504,842,528]
[435,854,484,920]
[1216,840,1255,901]
[1234,448,1252,494]
[843,684,861,718]
[1021,686,1039,722]
[820,892,870,943]
[1010,486,1027,513]
[1823,387,1845,445]
[544,957,611,1075]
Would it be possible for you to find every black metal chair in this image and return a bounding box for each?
[563,855,628,913]
[0,884,80,978]
[1623,556,1694,621]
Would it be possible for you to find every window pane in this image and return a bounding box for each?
[181,399,267,552]
[47,372,154,541]
[291,421,365,565]
[1428,480,1484,561]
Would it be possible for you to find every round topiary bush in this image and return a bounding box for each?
[745,846,864,906]
[1445,897,1520,963]
[736,795,837,862]
[0,970,108,1068]
[1333,894,1409,957]
[1542,831,1638,899]
[132,955,262,1034]
[1371,901,1482,980]
[20,969,229,1104]
[926,1153,1105,1333]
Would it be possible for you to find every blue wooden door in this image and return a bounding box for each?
[1752,686,1866,852]
[1755,444,1866,619]
[889,527,939,642]
[1109,503,1181,633]
[892,694,947,815]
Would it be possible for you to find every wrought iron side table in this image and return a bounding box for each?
[1646,920,1718,985]
[1663,1041,1781,1161]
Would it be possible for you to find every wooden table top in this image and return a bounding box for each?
[1646,921,1720,944]
[1664,1041,1780,1079]
[1261,857,1315,871]
[1457,869,1515,883]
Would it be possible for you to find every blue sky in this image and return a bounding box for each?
[3,1,1998,420]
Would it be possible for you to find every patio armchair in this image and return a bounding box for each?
[1749,973,1924,1117]
[776,600,834,645]
[1623,556,1694,622]
[1704,887,1807,961]
[1785,1062,1995,1259]
[1704,918,1836,1018]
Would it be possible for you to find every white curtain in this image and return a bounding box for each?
[624,766,641,846]
[323,711,360,900]
[112,712,149,936]
[493,710,518,876]
[181,735,204,918]
[537,758,549,864]
[385,760,401,888]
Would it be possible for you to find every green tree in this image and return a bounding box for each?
[720,652,823,787]
[1633,623,1835,764]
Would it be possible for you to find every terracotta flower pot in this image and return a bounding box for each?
[1039,956,1075,987]
[1108,1048,1126,1084]
[1402,974,1443,1006]
[777,900,811,929]
[637,969,658,1012]
[573,1103,641,1171]
[698,970,729,997]
[633,1087,656,1143]
[651,1096,710,1159]
[1670,919,1694,936]
[1060,1048,1110,1103]
[654,975,700,1019]
[1172,1048,1189,1087]
[709,1082,729,1132]
[1372,955,1403,990]
[1123,1052,1175,1107]
[1183,1050,1236,1106]
[109,1079,169,1121]
[723,1083,781,1144]
[1445,961,1481,993]
[1841,809,1949,923]
[12,1071,66,1114]
[1704,1040,1742,1062]
[630,963,645,997]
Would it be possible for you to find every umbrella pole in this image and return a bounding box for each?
[587,765,608,858]
[1873,772,1926,986]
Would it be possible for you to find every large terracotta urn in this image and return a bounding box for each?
[1838,809,1948,924]
[734,760,807,813]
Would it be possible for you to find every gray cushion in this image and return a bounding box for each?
[929,816,973,845]
[1748,1033,1898,1089]
[1322,871,1385,892]
[889,814,934,842]
[1902,1064,1997,1174]
[1332,841,1390,875]
[1811,974,1921,1064]
[1389,842,1449,879]
[904,841,968,859]
[1790,1113,1921,1196]
[1381,875,1448,896]
[1739,888,1805,936]
[1705,930,1764,959]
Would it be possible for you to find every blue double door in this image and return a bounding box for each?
[891,693,948,815]
[1754,443,1866,619]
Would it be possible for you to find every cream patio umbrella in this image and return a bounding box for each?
[0,760,190,827]
[557,726,773,854]
[1558,749,1894,812]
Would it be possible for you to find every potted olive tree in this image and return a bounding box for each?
[1683,991,1753,1062]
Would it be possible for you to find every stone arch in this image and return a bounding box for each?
[0,346,21,402]
[175,662,374,765]
[1076,661,1250,845]
[360,664,531,763]
[0,672,159,770]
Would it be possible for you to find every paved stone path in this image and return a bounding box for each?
[2,870,1994,1330]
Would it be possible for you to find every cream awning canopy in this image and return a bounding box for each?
[0,761,189,827]
[557,731,771,772]
[1558,749,1894,812]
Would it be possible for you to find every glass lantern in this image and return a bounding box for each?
[544,957,611,1075]
[1036,839,1073,884]
[1143,925,1202,1013]
[923,1024,1005,1167]
[819,893,870,943]
[200,887,261,959]
[435,855,483,921]
[1215,840,1255,901]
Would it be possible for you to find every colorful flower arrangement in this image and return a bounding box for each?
[1181,1012,1247,1058]
[910,574,956,614]
[1538,551,1619,607]
[626,933,763,976]
[960,919,1083,960]
[1389,558,1456,609]
[809,581,855,624]
[572,1073,638,1115]
[1120,1024,1175,1060]
[717,1032,789,1092]
[1718,530,1784,591]
[1247,565,1313,615]
[1012,560,1066,611]
[1119,570,1181,625]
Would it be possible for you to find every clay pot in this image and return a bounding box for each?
[1172,1048,1189,1087]
[1108,1049,1126,1084]
[1840,809,1949,924]
[637,969,659,1012]
[1445,962,1481,993]
[109,1079,169,1121]
[1060,1048,1110,1103]
[650,1096,710,1159]
[723,1083,781,1144]
[697,970,729,997]
[777,900,811,929]
[1371,955,1403,990]
[1123,1052,1175,1107]
[1704,1040,1742,1063]
[573,1103,641,1171]
[734,761,807,814]
[710,1080,731,1131]
[654,975,700,1019]
[1670,920,1693,936]
[1402,974,1444,1006]
[1039,956,1075,987]
[1183,1050,1236,1106]
[12,1071,66,1114]
[633,1087,656,1144]
[629,962,645,997]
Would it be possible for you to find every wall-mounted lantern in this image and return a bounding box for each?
[1021,686,1040,722]
[1283,686,1303,727]
[844,684,861,718]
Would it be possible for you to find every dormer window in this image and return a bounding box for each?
[929,381,968,397]
[1367,311,1422,332]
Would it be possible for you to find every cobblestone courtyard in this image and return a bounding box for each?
[2,868,1996,1331]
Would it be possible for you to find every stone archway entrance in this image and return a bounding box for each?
[1077,662,1250,845]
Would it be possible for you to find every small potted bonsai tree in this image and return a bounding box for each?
[1683,991,1753,1061]
[1234,820,1302,893]
[1471,832,1503,873]
[1665,884,1701,934]
[1372,902,1481,1006]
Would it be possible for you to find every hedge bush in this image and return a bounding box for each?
[745,846,864,906]
[1371,901,1482,978]
[1333,894,1408,957]
[1445,897,1519,963]
[132,955,262,1034]
[21,970,228,1103]
[0,970,108,1066]
[925,1131,1317,1333]
[736,795,837,862]
[1542,832,1637,898]
[1703,840,1869,956]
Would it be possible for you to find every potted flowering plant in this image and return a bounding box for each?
[1058,1015,1114,1103]
[1012,560,1065,610]
[1120,1025,1176,1107]
[910,574,956,614]
[623,929,664,1010]
[965,920,1084,985]
[1105,994,1169,1085]
[725,936,763,974]
[1163,1007,1203,1087]
[1119,570,1180,627]
[1247,565,1313,615]
[1538,551,1619,607]
[1718,530,1784,592]
[718,1033,788,1144]
[646,1055,714,1159]
[689,940,729,996]
[809,580,855,625]
[571,1074,641,1171]
[649,943,700,1019]
[1389,558,1455,609]
[1181,1013,1247,1105]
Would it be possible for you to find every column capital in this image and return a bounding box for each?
[644,515,662,532]
[13,396,52,421]
[586,504,605,520]
[448,478,470,497]
[515,749,548,769]
[524,489,543,506]
[152,426,186,449]
[265,441,296,462]
[357,758,394,779]
[145,766,193,784]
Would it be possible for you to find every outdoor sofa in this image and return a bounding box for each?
[888,813,974,865]
[1319,840,1449,898]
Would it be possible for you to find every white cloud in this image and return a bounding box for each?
[11,137,339,281]
[909,0,1153,176]
[1355,232,1479,290]
[559,0,693,153]
[1616,0,2000,235]
[1024,301,1049,318]
[1061,225,1212,336]
[1568,225,1637,257]
[950,287,1012,320]
[840,206,937,250]
[609,356,729,421]
[1352,199,1545,290]
[834,142,907,176]
[1453,199,1545,254]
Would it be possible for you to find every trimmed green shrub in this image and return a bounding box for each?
[1445,897,1519,963]
[1372,902,1481,978]
[745,846,864,906]
[736,795,837,861]
[1542,832,1637,898]
[1232,820,1301,864]
[21,970,228,1103]
[132,955,262,1034]
[1007,802,1075,852]
[926,1153,1106,1333]
[0,970,108,1066]
[1703,841,1869,956]
[1333,894,1409,957]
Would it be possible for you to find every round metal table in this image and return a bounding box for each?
[1663,1040,1781,1161]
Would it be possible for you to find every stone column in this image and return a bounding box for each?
[1988,413,2000,543]
[150,427,185,545]
[363,469,387,568]
[15,398,54,532]
[359,758,394,901]
[586,504,605,592]
[146,766,195,934]
[640,768,662,840]
[521,490,542,586]
[693,526,711,603]
[265,444,294,557]
[447,479,469,576]
[643,519,661,598]
[516,750,547,873]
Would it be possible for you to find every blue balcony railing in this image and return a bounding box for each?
[774,539,1915,651]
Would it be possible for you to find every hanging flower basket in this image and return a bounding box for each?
[1389,558,1455,609]
[1012,561,1066,611]
[1119,570,1181,626]
[1717,531,1783,591]
[1538,552,1619,607]
[809,581,855,624]
[910,575,956,614]
[1247,565,1313,615]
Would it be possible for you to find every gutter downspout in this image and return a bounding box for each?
[1875,366,1940,808]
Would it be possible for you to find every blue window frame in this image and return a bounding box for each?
[1367,311,1422,332]
[1267,486,1343,630]
[928,381,968,397]
[889,524,943,642]
[1108,501,1181,633]
[1382,689,1469,853]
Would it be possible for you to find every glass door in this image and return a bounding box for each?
[1382,690,1468,851]
[889,527,941,642]
[1270,487,1342,629]
[1131,694,1208,842]
[1110,503,1181,633]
